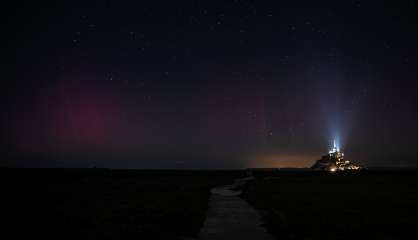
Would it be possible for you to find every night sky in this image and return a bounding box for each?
[3,0,418,168]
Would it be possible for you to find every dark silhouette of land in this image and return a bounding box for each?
[4,168,418,239]
[244,169,418,240]
[3,168,240,239]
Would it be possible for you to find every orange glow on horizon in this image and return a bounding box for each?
[246,153,318,168]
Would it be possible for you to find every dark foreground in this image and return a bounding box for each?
[3,168,239,239]
[244,170,418,240]
[4,168,418,240]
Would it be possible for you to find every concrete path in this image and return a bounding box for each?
[193,178,276,240]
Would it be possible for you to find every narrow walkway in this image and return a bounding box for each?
[194,178,276,240]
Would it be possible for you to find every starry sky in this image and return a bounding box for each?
[3,0,418,168]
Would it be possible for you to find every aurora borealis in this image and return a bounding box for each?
[3,1,418,168]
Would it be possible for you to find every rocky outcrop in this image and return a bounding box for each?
[312,149,362,171]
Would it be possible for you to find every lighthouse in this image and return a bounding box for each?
[311,139,362,171]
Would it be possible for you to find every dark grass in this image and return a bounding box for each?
[242,170,418,240]
[3,168,242,239]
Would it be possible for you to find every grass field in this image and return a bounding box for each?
[4,168,240,239]
[243,171,418,240]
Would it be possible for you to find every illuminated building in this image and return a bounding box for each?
[311,140,362,171]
